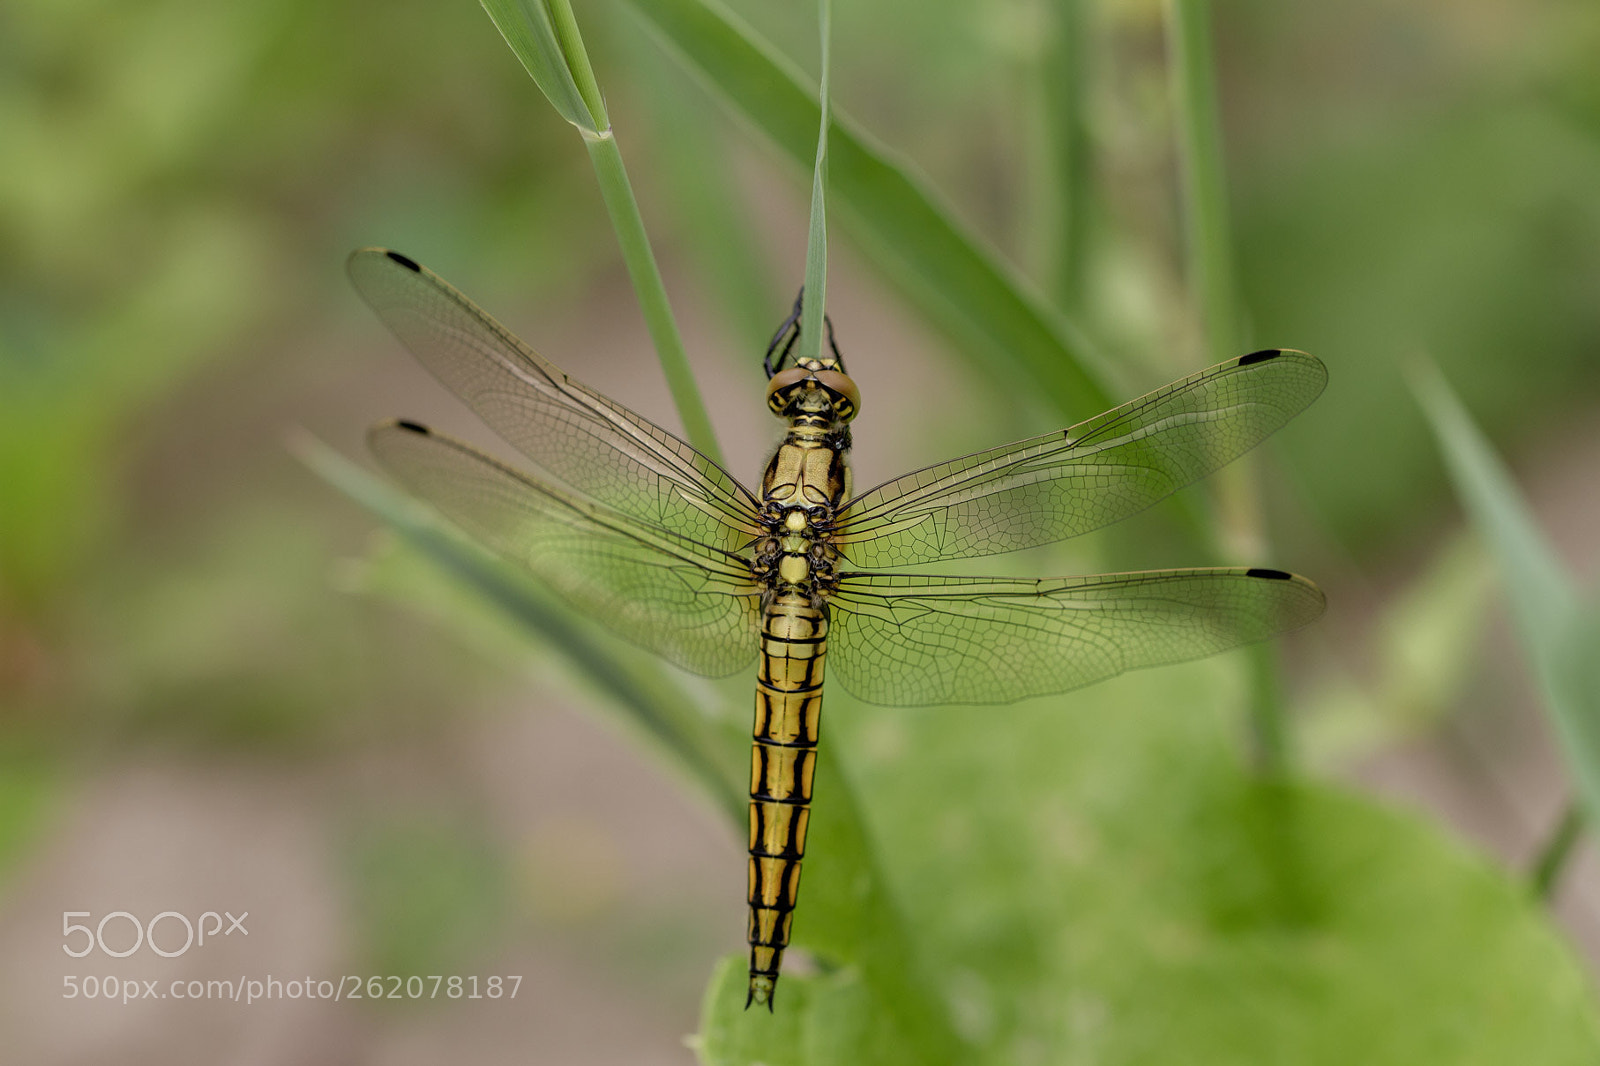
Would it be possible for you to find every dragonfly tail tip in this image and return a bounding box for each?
[746,974,776,1012]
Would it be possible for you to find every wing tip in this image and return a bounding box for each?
[1244,566,1291,580]
[1235,347,1329,403]
[384,250,422,273]
[1238,345,1327,375]
[346,246,423,276]
[1244,567,1328,626]
[368,418,434,447]
[1237,348,1284,366]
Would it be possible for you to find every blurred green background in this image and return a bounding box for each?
[2,0,1599,1062]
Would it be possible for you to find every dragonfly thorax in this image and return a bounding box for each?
[754,524,840,596]
[757,423,850,599]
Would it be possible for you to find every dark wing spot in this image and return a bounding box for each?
[395,420,431,435]
[1245,568,1292,580]
[1237,349,1282,366]
[385,251,422,273]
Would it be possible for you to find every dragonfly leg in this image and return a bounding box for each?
[763,288,848,378]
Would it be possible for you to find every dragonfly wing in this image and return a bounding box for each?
[827,568,1325,706]
[836,350,1327,567]
[370,420,763,678]
[349,249,762,554]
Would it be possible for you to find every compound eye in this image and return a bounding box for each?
[813,370,860,421]
[766,366,810,413]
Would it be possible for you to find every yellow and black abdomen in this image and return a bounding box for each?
[746,590,827,1008]
[745,409,852,1010]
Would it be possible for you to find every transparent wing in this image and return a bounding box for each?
[369,420,763,677]
[827,567,1325,706]
[349,248,762,554]
[836,351,1327,567]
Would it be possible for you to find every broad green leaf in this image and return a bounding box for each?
[624,0,1119,416]
[700,746,966,1065]
[702,660,1600,1062]
[699,955,914,1065]
[1413,368,1600,836]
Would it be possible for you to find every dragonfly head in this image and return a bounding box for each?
[763,289,858,423]
[766,364,860,423]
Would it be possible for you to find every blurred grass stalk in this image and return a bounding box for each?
[1531,802,1584,900]
[1413,365,1600,897]
[1165,0,1286,772]
[1021,0,1092,312]
[479,0,724,464]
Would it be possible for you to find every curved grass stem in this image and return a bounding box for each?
[483,0,725,464]
[583,128,725,464]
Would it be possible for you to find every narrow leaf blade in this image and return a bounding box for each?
[1413,366,1600,828]
[291,431,745,819]
[480,0,598,131]
[796,0,831,366]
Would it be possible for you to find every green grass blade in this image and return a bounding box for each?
[1022,0,1093,310]
[291,432,745,822]
[1413,366,1599,877]
[583,130,726,464]
[796,0,831,366]
[481,0,725,464]
[623,34,782,359]
[1166,0,1238,363]
[546,0,609,127]
[479,0,598,131]
[625,0,1119,416]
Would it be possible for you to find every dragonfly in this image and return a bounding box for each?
[348,247,1327,1011]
